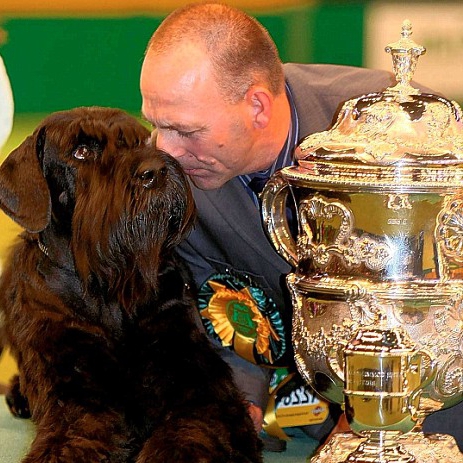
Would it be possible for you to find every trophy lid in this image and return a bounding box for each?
[294,21,463,191]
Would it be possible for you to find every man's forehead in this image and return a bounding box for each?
[141,96,206,132]
[145,42,209,77]
[142,52,214,101]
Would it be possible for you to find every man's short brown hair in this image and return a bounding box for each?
[146,2,285,102]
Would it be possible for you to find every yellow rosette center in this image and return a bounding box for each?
[200,281,279,364]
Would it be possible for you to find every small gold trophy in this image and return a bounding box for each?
[262,21,463,462]
[341,327,435,462]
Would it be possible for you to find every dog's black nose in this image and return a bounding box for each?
[137,161,167,189]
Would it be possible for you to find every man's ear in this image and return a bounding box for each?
[245,86,272,129]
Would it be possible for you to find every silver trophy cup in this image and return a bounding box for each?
[262,21,463,462]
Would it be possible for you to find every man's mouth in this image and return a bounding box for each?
[184,167,208,176]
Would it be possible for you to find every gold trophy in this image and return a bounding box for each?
[261,21,463,462]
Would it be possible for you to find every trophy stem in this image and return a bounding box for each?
[342,431,416,463]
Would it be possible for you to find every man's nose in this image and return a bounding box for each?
[154,131,187,160]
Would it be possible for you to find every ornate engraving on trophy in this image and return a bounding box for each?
[387,194,412,211]
[349,297,384,326]
[297,195,393,272]
[437,198,463,267]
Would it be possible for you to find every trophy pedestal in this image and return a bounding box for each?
[311,432,463,463]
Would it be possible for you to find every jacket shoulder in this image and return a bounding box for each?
[283,63,395,135]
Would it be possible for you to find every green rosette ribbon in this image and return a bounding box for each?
[198,273,286,366]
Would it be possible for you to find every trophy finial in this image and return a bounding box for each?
[385,19,426,95]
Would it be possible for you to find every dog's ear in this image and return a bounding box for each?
[0,134,51,232]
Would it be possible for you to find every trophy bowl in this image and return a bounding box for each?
[261,21,463,462]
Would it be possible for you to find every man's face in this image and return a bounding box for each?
[140,45,257,190]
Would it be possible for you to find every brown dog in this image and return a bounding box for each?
[0,107,262,463]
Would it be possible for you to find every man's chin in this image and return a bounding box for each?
[190,175,226,190]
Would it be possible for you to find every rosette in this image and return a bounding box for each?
[198,273,286,366]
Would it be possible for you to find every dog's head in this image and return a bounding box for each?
[0,107,195,296]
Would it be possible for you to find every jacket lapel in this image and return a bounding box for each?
[194,177,291,274]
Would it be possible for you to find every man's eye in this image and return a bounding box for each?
[177,130,194,139]
[156,126,196,139]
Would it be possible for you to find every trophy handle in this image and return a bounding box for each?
[261,171,298,267]
[407,350,438,422]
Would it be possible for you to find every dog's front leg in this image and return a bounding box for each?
[21,409,131,463]
[136,416,259,463]
[14,323,134,463]
[134,302,263,463]
[5,374,31,418]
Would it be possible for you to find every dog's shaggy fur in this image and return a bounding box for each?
[0,107,262,463]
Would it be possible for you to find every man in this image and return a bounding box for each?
[140,2,463,451]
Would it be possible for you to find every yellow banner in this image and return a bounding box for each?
[264,369,330,440]
[0,0,312,14]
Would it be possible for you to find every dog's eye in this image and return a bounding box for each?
[73,145,92,160]
[140,170,155,189]
[139,167,167,189]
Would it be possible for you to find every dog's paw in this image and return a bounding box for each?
[5,375,31,418]
[137,418,263,463]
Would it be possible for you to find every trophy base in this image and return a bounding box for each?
[310,432,463,463]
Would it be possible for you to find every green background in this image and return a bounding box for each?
[0,3,366,115]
